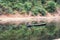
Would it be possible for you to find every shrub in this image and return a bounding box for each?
[38,8,46,16]
[57,0,60,4]
[24,2,32,11]
[0,1,14,14]
[19,0,27,3]
[5,7,13,14]
[41,0,46,4]
[31,6,39,15]
[13,3,24,11]
[31,6,46,16]
[53,0,57,2]
[45,1,56,13]
[32,0,38,6]
[0,0,57,14]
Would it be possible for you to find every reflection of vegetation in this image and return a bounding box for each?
[46,22,56,36]
[0,23,60,40]
[0,0,58,15]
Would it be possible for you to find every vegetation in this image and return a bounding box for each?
[41,0,46,4]
[31,6,46,16]
[0,22,59,40]
[45,1,56,13]
[0,0,58,15]
[0,0,60,40]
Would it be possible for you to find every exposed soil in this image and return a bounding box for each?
[0,9,60,25]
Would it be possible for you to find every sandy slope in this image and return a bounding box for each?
[0,9,60,24]
[0,14,59,24]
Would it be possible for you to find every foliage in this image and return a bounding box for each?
[0,0,58,15]
[41,0,46,4]
[13,3,24,11]
[0,23,59,40]
[58,0,60,4]
[31,6,46,16]
[24,2,32,11]
[55,0,60,4]
[53,0,57,2]
[46,22,56,36]
[45,1,56,13]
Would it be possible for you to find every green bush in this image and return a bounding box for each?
[53,0,57,2]
[45,1,56,13]
[57,0,60,4]
[24,2,32,11]
[31,6,39,15]
[41,0,46,4]
[31,6,46,16]
[0,0,58,14]
[31,0,38,6]
[53,0,60,4]
[13,3,24,11]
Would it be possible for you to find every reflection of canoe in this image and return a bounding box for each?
[27,23,46,27]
